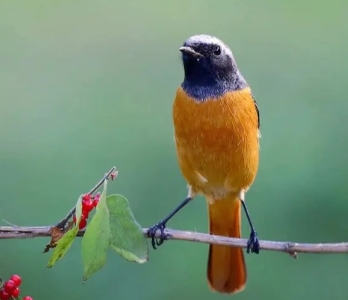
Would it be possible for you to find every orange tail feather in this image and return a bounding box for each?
[207,196,246,294]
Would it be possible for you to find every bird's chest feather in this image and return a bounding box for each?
[173,87,259,193]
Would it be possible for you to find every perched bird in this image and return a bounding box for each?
[148,34,261,294]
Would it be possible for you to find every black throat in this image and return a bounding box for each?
[181,56,248,101]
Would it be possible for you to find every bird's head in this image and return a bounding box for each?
[180,34,237,85]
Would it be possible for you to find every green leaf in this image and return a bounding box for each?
[81,180,111,282]
[47,195,83,268]
[75,194,83,222]
[107,194,149,263]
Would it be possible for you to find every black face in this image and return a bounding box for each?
[181,42,235,86]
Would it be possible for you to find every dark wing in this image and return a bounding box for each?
[252,94,260,129]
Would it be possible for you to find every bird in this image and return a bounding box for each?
[147,34,261,295]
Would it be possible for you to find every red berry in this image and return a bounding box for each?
[3,280,16,294]
[82,198,94,213]
[93,199,99,207]
[0,289,10,300]
[0,290,9,300]
[23,297,33,300]
[82,194,91,201]
[74,214,87,227]
[93,193,100,200]
[82,209,89,218]
[10,275,21,287]
[79,218,87,230]
[12,287,20,297]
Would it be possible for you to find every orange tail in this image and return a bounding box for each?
[207,196,246,294]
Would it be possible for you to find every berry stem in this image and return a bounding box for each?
[55,166,116,229]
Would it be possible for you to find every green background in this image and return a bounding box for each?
[1,0,348,299]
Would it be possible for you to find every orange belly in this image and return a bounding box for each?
[173,87,260,199]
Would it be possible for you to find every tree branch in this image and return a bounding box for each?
[3,166,347,256]
[1,225,348,255]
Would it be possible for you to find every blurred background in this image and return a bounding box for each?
[1,0,348,299]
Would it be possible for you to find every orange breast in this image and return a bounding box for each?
[173,87,260,198]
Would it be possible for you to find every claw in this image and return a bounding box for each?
[247,230,260,254]
[147,222,168,249]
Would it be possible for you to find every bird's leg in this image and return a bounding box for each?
[147,194,193,250]
[239,191,260,254]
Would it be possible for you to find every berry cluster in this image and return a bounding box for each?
[0,274,33,300]
[73,193,100,230]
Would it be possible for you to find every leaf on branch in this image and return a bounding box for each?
[82,180,111,282]
[107,194,149,263]
[46,195,83,268]
[43,222,73,253]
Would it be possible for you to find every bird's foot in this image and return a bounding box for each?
[147,221,168,249]
[247,230,260,254]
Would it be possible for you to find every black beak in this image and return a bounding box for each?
[179,46,203,57]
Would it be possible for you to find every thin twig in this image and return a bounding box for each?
[0,225,348,255]
[55,167,117,229]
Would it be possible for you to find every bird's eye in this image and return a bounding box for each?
[213,46,221,56]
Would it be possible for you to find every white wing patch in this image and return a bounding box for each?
[257,129,262,138]
[195,171,208,183]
